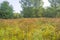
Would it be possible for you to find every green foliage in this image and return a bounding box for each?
[19,0,60,18]
[48,0,60,18]
[21,7,34,18]
[43,7,57,18]
[13,13,23,18]
[48,0,60,8]
[20,0,43,18]
[0,1,13,19]
[0,0,60,18]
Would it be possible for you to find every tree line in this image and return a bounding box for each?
[0,0,60,19]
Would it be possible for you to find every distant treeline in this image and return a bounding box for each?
[0,0,60,19]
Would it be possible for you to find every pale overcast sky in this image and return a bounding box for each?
[0,0,50,13]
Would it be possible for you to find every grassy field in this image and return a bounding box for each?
[0,18,60,40]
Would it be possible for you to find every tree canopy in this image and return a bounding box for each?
[0,1,13,19]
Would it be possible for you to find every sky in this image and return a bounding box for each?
[0,0,50,13]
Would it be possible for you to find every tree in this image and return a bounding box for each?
[20,0,43,8]
[0,1,13,19]
[20,0,43,18]
[48,0,60,17]
[13,13,23,18]
[43,7,56,17]
[48,0,60,8]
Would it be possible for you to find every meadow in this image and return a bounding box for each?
[0,18,60,40]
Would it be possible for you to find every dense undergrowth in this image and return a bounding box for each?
[0,18,60,40]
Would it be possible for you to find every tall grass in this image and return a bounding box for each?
[0,18,60,40]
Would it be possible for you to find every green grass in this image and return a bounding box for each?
[0,18,60,40]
